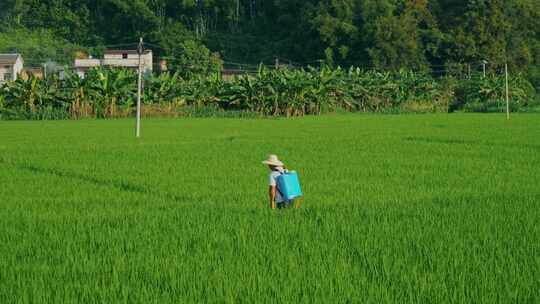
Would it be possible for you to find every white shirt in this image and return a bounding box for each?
[269,167,286,203]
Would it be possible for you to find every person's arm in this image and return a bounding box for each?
[269,186,277,209]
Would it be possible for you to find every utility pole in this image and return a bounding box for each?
[136,37,143,138]
[505,63,510,120]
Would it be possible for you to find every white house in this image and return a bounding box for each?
[74,50,153,78]
[0,54,24,84]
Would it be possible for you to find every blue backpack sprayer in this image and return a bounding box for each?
[277,170,303,207]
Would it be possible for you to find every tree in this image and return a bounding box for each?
[150,20,222,78]
[361,0,439,70]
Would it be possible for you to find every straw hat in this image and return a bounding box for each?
[262,154,284,167]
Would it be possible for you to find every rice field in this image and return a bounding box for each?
[1,114,539,303]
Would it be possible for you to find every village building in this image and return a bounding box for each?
[74,50,153,78]
[0,54,24,85]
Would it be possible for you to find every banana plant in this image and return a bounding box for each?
[85,68,136,117]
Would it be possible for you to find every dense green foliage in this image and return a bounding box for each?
[1,0,539,88]
[1,115,539,302]
[0,66,537,119]
[0,27,80,66]
[455,74,537,113]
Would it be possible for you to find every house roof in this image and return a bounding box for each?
[0,54,22,65]
[104,50,152,55]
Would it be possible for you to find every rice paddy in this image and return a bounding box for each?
[1,114,539,303]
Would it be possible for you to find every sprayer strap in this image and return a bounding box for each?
[275,170,286,199]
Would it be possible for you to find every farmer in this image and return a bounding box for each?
[262,154,291,209]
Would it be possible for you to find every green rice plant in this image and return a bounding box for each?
[0,114,539,303]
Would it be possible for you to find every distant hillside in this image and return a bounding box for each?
[0,0,539,87]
